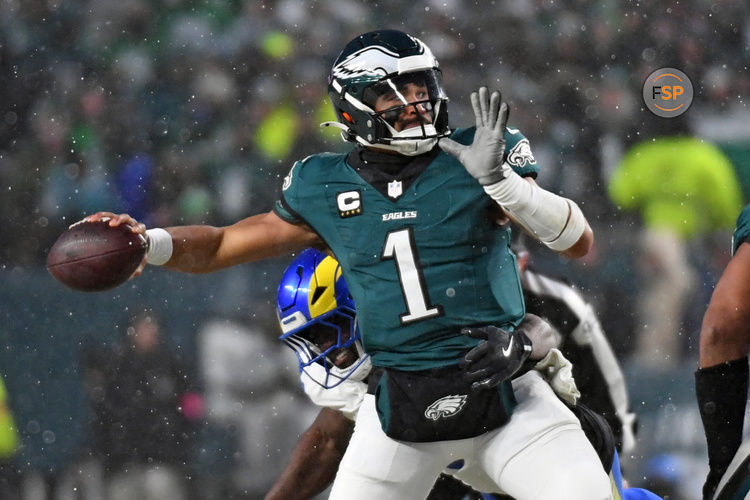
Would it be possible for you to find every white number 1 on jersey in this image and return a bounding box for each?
[382,228,443,325]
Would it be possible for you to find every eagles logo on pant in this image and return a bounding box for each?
[424,395,468,421]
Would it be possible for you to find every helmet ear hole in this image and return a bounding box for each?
[311,286,327,304]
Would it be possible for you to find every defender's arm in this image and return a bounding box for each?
[265,407,354,500]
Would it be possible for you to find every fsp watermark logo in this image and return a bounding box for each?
[643,67,693,118]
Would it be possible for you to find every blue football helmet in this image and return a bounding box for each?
[324,29,450,156]
[277,248,370,388]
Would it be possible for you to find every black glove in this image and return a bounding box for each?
[460,325,533,389]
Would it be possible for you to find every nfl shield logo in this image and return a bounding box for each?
[387,180,403,199]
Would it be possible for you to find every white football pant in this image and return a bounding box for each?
[329,370,612,500]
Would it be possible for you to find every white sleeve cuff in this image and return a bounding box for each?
[544,200,587,252]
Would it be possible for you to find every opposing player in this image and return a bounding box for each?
[85,30,609,498]
[514,236,637,453]
[696,203,750,499]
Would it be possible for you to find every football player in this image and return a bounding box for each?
[86,29,608,498]
[269,248,655,500]
[696,203,750,499]
[270,248,567,500]
[513,235,637,454]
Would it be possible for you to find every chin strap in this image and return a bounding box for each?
[373,138,438,156]
[343,353,372,383]
[321,120,438,156]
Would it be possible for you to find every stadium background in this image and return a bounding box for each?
[0,0,749,498]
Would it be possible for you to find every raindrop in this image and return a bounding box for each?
[64,163,80,180]
[42,430,56,444]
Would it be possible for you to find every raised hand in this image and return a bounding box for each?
[438,87,510,185]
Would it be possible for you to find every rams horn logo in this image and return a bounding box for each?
[424,394,467,421]
[506,138,537,168]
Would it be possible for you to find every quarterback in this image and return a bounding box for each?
[270,248,655,500]
[86,30,608,498]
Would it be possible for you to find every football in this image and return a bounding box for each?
[46,220,148,292]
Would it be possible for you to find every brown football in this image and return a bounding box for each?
[46,220,147,292]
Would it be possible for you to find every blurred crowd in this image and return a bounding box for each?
[1,0,749,498]
[1,0,748,264]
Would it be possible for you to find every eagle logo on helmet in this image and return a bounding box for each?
[424,394,468,421]
[331,48,394,80]
[331,33,429,81]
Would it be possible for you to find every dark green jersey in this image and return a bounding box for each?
[732,203,750,255]
[275,127,540,370]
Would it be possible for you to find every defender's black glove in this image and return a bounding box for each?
[460,325,533,389]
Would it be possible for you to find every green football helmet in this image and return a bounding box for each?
[325,30,450,156]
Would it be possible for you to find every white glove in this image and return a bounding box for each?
[439,87,510,185]
[534,348,581,405]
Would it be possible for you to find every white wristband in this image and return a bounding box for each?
[145,228,173,266]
